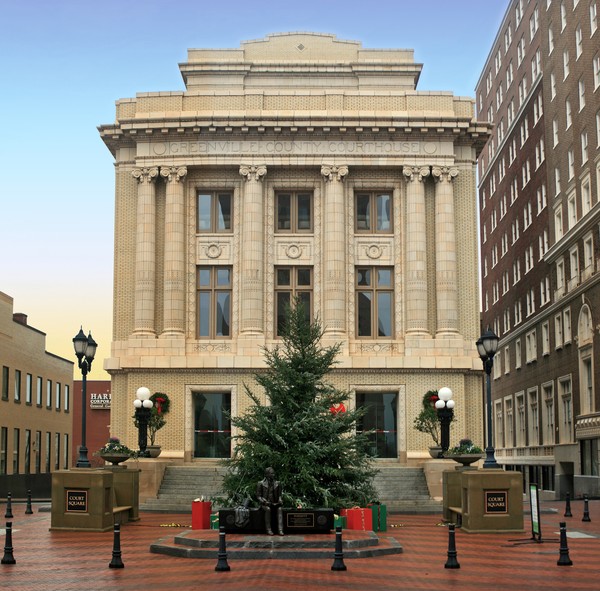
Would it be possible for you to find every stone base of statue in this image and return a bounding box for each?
[219,507,334,534]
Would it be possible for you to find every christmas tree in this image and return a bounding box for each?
[219,300,378,509]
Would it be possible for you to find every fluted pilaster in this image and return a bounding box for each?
[321,165,348,334]
[132,167,159,336]
[432,166,459,336]
[403,166,430,336]
[160,166,187,337]
[239,165,267,334]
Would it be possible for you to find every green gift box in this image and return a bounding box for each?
[333,515,347,529]
[369,503,387,532]
[210,514,220,529]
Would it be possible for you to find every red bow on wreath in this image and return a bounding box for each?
[155,397,166,414]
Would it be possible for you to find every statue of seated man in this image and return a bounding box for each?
[256,467,284,536]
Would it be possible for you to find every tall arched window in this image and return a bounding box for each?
[578,305,594,415]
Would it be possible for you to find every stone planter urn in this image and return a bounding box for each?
[429,446,443,459]
[445,454,484,467]
[99,453,130,466]
[146,445,162,458]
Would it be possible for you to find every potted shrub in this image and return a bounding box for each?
[444,438,484,466]
[133,392,170,457]
[95,437,136,466]
[413,390,453,458]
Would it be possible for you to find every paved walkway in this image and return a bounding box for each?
[1,500,599,590]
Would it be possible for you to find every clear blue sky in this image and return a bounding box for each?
[0,0,507,378]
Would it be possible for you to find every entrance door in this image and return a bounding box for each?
[193,392,231,458]
[356,392,398,458]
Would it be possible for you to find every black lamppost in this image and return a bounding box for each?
[73,327,98,468]
[435,387,455,454]
[476,328,500,469]
[133,387,153,457]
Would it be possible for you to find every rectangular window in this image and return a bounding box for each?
[356,392,398,459]
[275,266,313,336]
[564,308,572,343]
[64,385,70,412]
[592,2,598,35]
[555,313,564,348]
[45,432,51,473]
[355,192,392,233]
[197,192,232,232]
[24,429,31,474]
[63,434,69,470]
[1,366,8,401]
[551,72,557,99]
[14,369,21,402]
[563,49,570,79]
[528,388,540,445]
[579,79,586,110]
[54,433,60,471]
[542,322,550,355]
[526,330,537,363]
[35,431,41,473]
[581,132,589,163]
[196,267,232,338]
[13,428,20,474]
[576,25,583,58]
[542,383,555,445]
[356,267,393,338]
[26,373,32,404]
[559,377,573,443]
[55,382,61,411]
[276,192,312,232]
[46,380,52,408]
[561,1,567,30]
[595,56,600,90]
[36,376,42,406]
[0,427,7,475]
[515,339,522,369]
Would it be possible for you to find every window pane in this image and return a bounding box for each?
[277,292,291,335]
[296,268,311,286]
[299,292,311,323]
[357,292,372,336]
[198,194,212,231]
[198,293,210,337]
[357,268,371,286]
[297,194,311,230]
[376,194,392,231]
[215,292,230,336]
[377,269,392,287]
[198,268,211,287]
[217,194,231,231]
[356,195,370,230]
[377,292,393,337]
[216,268,230,286]
[277,268,291,286]
[277,194,291,230]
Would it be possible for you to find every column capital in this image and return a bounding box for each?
[402,166,430,182]
[321,164,348,182]
[160,166,188,183]
[132,167,159,184]
[432,166,459,183]
[239,165,267,181]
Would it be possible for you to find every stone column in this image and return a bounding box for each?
[403,166,430,336]
[432,166,459,336]
[160,166,187,337]
[132,167,159,336]
[321,165,348,335]
[239,165,267,334]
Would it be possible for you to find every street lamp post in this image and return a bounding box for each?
[72,327,98,468]
[133,387,153,458]
[476,328,500,469]
[435,387,455,454]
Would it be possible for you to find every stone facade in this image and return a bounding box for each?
[99,33,489,464]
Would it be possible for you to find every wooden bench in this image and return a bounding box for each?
[447,506,463,527]
[112,489,133,525]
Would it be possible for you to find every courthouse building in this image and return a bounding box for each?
[99,33,489,465]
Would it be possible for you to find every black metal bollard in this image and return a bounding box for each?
[444,523,460,569]
[582,495,591,522]
[331,526,347,571]
[557,522,573,566]
[215,527,230,572]
[4,493,13,519]
[108,523,125,569]
[25,490,33,515]
[564,492,572,517]
[1,522,16,565]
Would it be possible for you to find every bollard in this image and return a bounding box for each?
[4,493,13,519]
[582,495,591,522]
[1,522,16,565]
[444,524,460,569]
[215,527,230,572]
[564,492,572,518]
[108,523,125,569]
[25,490,33,515]
[331,526,347,571]
[557,522,573,566]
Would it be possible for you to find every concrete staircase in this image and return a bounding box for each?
[141,464,441,514]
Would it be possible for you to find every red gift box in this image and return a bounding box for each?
[344,507,373,531]
[192,500,212,529]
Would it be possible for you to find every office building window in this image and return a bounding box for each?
[25,429,31,474]
[0,427,7,475]
[45,432,51,472]
[26,373,32,404]
[13,428,20,474]
[64,385,70,412]
[1,366,8,401]
[276,192,312,232]
[197,267,232,338]
[36,376,42,406]
[197,191,232,232]
[35,431,41,473]
[356,267,394,338]
[55,382,61,411]
[14,369,21,402]
[54,433,60,471]
[355,192,392,233]
[46,380,52,408]
[275,267,313,336]
[64,434,69,470]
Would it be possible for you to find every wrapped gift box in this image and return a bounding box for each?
[191,500,212,529]
[344,507,373,531]
[210,513,220,529]
[369,503,387,532]
[333,515,347,529]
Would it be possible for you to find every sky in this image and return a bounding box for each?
[0,0,508,379]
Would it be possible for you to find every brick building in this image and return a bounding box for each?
[477,0,600,498]
[99,33,489,466]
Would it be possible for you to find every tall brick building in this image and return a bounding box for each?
[478,0,600,498]
[99,33,489,466]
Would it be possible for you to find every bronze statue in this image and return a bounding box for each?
[256,467,284,536]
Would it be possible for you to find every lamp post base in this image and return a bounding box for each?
[482,447,501,469]
[76,445,91,468]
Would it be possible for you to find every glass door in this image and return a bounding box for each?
[356,392,398,458]
[193,392,231,458]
